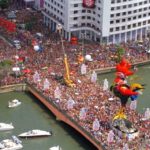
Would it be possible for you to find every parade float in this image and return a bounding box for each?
[110,58,145,140]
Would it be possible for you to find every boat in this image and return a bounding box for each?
[49,145,62,150]
[8,99,21,108]
[0,135,23,150]
[0,123,14,131]
[18,129,52,138]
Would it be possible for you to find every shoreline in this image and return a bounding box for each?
[90,59,150,75]
[0,83,103,150]
[0,32,149,150]
[0,59,150,150]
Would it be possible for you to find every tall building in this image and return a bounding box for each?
[34,0,44,10]
[43,0,150,44]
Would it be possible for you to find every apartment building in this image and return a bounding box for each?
[43,0,150,44]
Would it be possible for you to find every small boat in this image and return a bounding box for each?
[18,129,52,138]
[0,135,23,150]
[0,123,14,131]
[8,99,21,108]
[49,145,62,150]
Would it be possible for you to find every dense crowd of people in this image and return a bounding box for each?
[0,9,150,150]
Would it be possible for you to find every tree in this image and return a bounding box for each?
[116,46,125,63]
[0,0,9,9]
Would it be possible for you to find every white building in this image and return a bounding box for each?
[34,0,44,10]
[43,0,150,44]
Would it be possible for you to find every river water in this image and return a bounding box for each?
[0,92,96,150]
[0,65,149,150]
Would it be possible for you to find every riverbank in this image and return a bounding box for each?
[0,83,103,150]
[92,59,150,74]
[0,83,26,93]
[0,15,149,149]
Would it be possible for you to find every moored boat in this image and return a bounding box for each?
[18,129,52,138]
[0,123,14,131]
[49,145,62,150]
[8,99,21,108]
[0,136,23,150]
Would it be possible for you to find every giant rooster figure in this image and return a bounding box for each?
[110,58,144,120]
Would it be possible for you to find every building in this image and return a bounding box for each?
[43,0,150,44]
[34,0,44,10]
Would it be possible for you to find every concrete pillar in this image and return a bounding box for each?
[79,30,81,39]
[106,36,109,44]
[90,31,92,40]
[65,31,68,39]
[140,29,142,40]
[124,32,127,43]
[68,32,71,41]
[135,29,137,41]
[113,35,115,44]
[118,33,121,43]
[94,33,96,41]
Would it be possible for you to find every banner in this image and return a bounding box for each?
[83,0,95,8]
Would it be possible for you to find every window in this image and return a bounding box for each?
[116,27,119,31]
[122,26,125,30]
[116,20,120,23]
[110,21,114,24]
[122,12,126,15]
[111,7,114,11]
[110,28,113,32]
[138,22,141,26]
[133,23,136,27]
[74,10,78,14]
[122,19,126,22]
[127,25,131,29]
[74,4,78,7]
[116,13,120,17]
[74,17,78,20]
[133,16,136,20]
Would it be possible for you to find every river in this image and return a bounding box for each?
[0,92,96,150]
[0,65,149,150]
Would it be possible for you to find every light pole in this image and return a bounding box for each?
[98,32,101,46]
[80,32,87,56]
[56,24,75,87]
[56,24,65,55]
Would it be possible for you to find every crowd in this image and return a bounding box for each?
[0,9,150,150]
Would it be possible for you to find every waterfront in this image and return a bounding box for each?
[0,92,96,150]
[0,65,149,150]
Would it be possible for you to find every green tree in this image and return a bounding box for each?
[0,0,9,9]
[116,46,125,62]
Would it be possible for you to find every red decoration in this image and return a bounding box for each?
[83,0,95,8]
[22,69,32,74]
[71,37,78,45]
[116,59,134,76]
[117,85,138,96]
[0,18,16,33]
